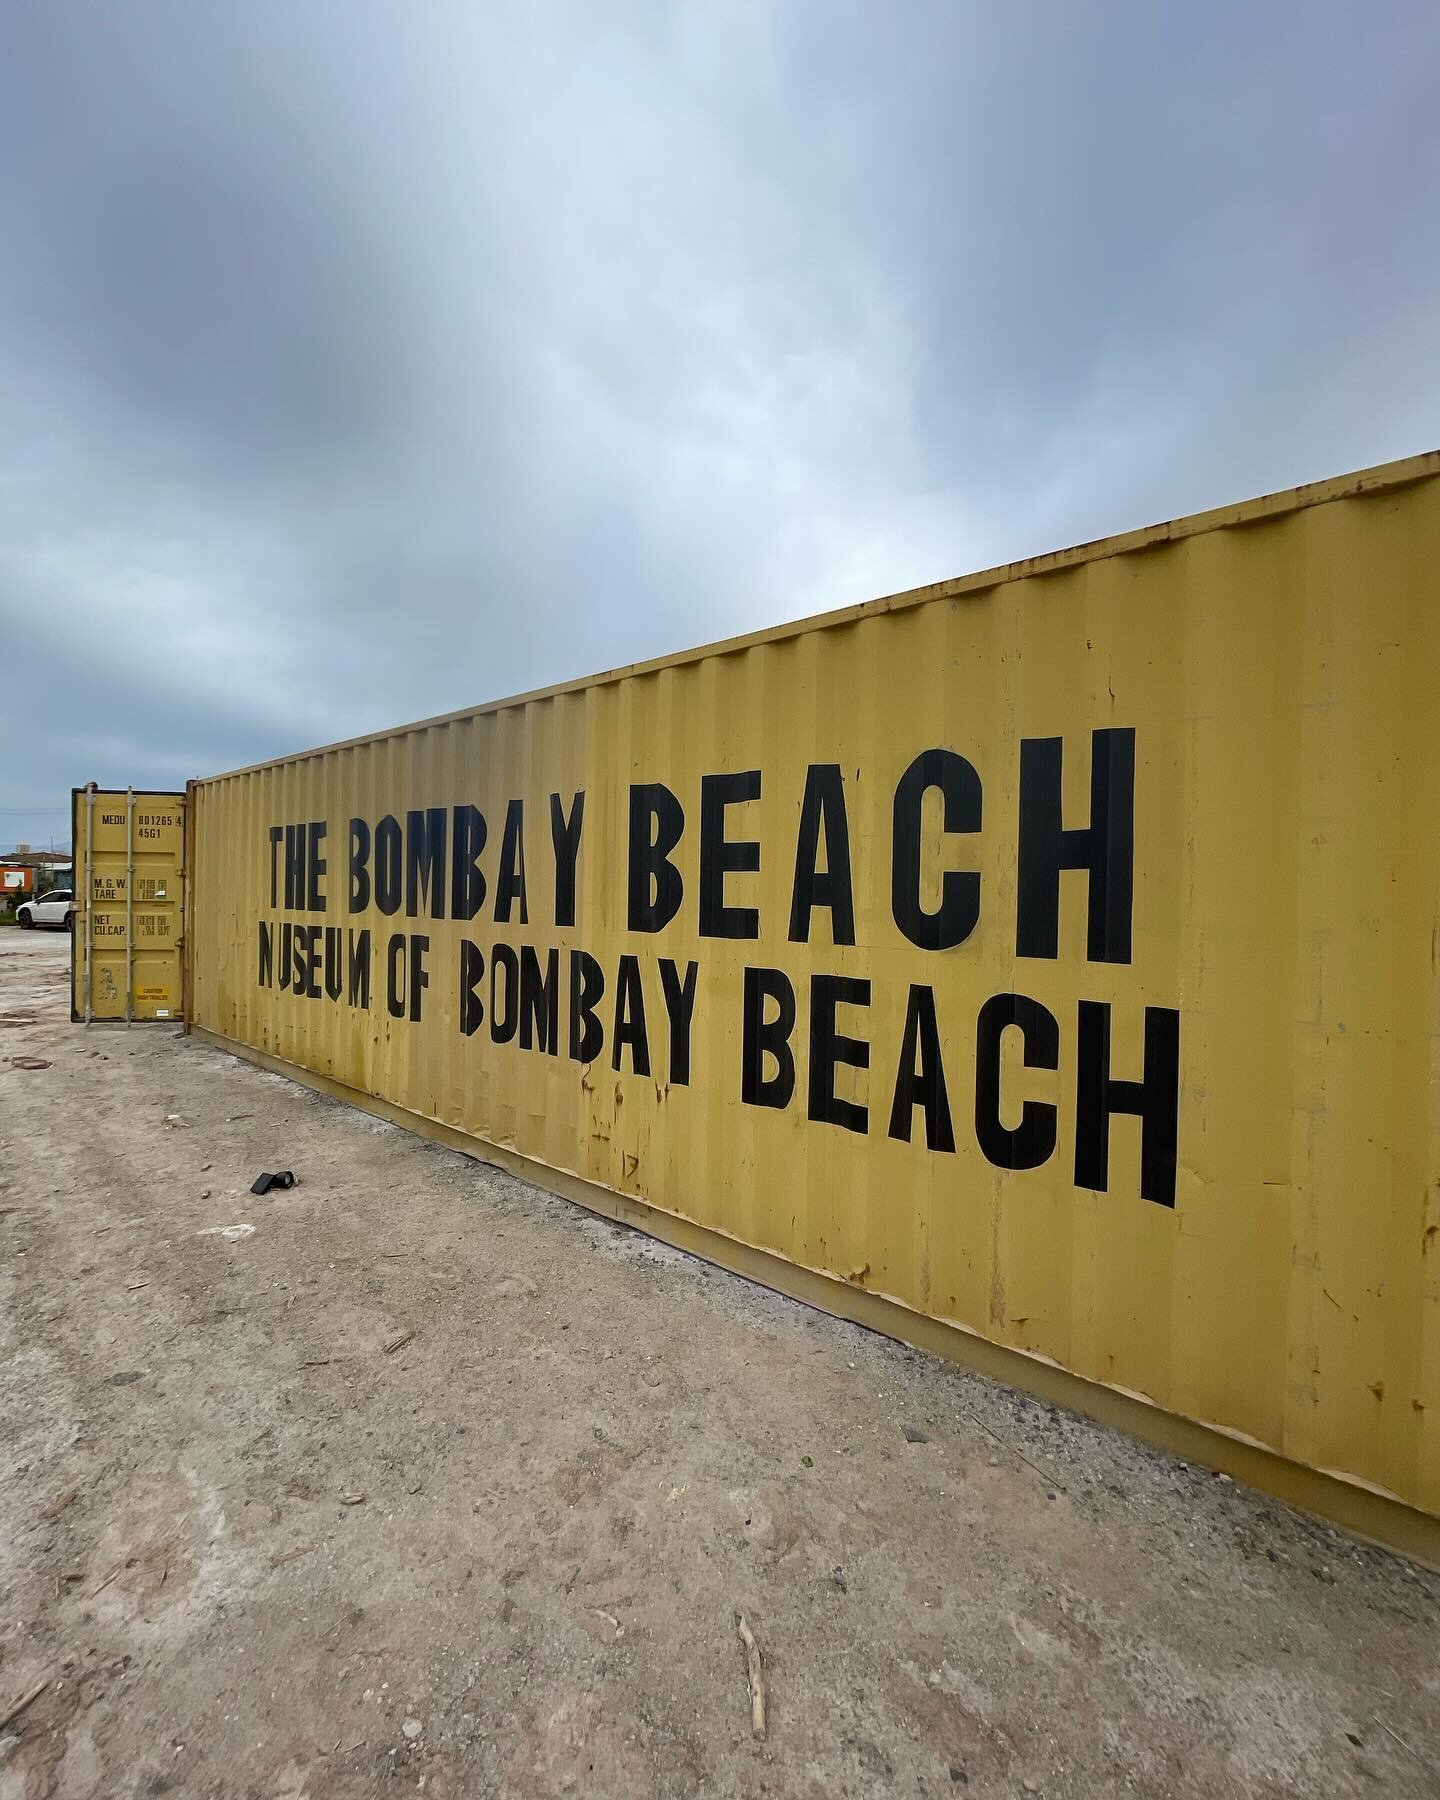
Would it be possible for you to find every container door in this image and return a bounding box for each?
[71,786,186,1022]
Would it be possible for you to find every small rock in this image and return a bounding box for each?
[200,1189,212,1201]
[987,1455,1001,1467]
[949,1764,968,1785]
[340,1492,367,1506]
[902,1425,929,1444]
[1022,1781,1041,1795]
[200,1163,212,1172]
[401,1718,423,1741]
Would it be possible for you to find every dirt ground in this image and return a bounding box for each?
[0,927,1437,1800]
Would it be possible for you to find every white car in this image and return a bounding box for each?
[17,888,75,931]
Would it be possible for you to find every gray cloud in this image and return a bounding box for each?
[2,1,1438,851]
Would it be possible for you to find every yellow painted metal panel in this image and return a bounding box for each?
[186,452,1440,1529]
[71,787,185,1022]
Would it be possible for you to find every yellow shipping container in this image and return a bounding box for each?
[186,452,1440,1561]
[72,786,186,1022]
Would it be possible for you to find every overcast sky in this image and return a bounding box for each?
[2,2,1437,852]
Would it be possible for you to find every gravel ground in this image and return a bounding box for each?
[1,925,1437,1799]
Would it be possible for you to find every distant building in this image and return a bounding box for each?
[1,846,72,866]
[0,847,73,896]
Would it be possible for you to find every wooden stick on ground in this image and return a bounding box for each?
[0,1678,49,1733]
[736,1614,767,1739]
[1376,1716,1439,1779]
[964,1407,1066,1493]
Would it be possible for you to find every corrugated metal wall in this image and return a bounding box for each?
[72,787,185,1022]
[188,453,1440,1530]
